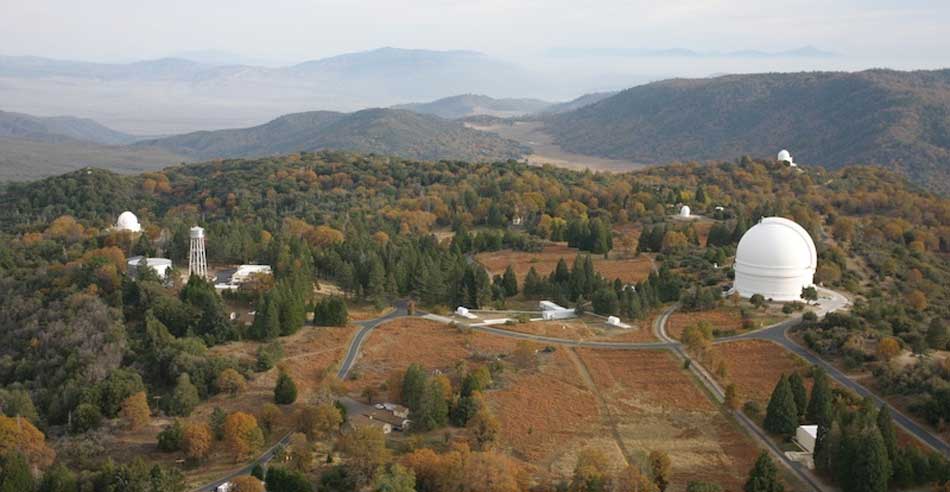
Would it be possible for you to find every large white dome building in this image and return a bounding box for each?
[734,217,816,301]
[115,211,142,232]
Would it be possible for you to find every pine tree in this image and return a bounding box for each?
[763,374,798,435]
[274,371,297,405]
[523,267,543,298]
[743,452,784,492]
[814,416,840,474]
[847,428,891,492]
[501,265,518,298]
[806,368,832,424]
[876,405,897,465]
[787,373,807,420]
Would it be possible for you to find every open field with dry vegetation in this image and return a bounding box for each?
[575,349,763,491]
[494,314,659,343]
[475,243,654,284]
[707,340,810,408]
[347,318,521,391]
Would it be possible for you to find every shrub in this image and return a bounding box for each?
[157,420,184,452]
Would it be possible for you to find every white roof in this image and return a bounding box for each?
[680,205,691,217]
[127,256,172,267]
[235,264,272,274]
[798,425,818,439]
[736,217,817,272]
[778,149,792,162]
[116,211,141,232]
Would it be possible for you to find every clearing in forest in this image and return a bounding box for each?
[475,243,654,285]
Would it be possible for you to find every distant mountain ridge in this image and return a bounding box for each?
[537,91,618,115]
[134,108,529,162]
[393,94,553,119]
[546,45,837,58]
[543,69,950,193]
[0,110,139,145]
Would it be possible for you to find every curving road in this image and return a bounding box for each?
[192,303,410,492]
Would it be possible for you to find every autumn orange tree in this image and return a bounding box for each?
[296,402,342,441]
[216,368,247,396]
[223,412,265,462]
[182,422,213,462]
[119,391,151,430]
[230,475,265,492]
[0,415,55,470]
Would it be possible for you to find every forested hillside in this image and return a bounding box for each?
[544,69,950,193]
[1,152,948,490]
[135,108,529,162]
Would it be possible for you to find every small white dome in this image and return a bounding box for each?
[734,217,816,301]
[116,211,141,232]
[680,205,691,217]
[777,149,792,162]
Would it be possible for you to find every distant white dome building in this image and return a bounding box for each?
[115,211,142,232]
[679,205,691,217]
[127,256,172,280]
[777,149,797,167]
[734,217,816,302]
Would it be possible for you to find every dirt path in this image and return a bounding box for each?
[565,347,634,467]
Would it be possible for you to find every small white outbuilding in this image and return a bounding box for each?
[679,205,691,218]
[777,149,797,167]
[796,425,818,454]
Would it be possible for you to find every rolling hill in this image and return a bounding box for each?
[535,91,618,115]
[543,69,950,193]
[0,110,139,145]
[135,108,529,162]
[393,94,553,119]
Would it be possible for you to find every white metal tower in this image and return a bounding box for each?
[188,226,208,279]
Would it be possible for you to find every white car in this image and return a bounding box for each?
[215,482,232,492]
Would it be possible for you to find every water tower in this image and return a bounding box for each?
[189,226,208,279]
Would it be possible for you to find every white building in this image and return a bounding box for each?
[777,149,798,167]
[734,217,817,302]
[795,425,818,454]
[679,205,691,218]
[127,256,172,280]
[115,211,142,233]
[539,301,576,320]
[455,306,478,319]
[231,264,272,284]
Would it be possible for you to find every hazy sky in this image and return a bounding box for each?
[2,0,948,65]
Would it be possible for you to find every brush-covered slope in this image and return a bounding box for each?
[544,69,950,193]
[393,94,552,119]
[136,108,529,162]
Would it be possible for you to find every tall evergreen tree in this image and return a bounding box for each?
[763,374,798,435]
[806,368,832,424]
[501,265,518,298]
[787,372,807,420]
[743,452,783,492]
[876,405,897,466]
[847,428,891,492]
[274,371,297,404]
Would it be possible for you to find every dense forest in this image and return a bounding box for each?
[0,151,948,490]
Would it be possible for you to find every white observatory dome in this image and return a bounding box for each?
[115,211,142,232]
[734,217,816,302]
[680,205,691,217]
[777,149,792,162]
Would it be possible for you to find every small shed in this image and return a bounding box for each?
[796,425,818,454]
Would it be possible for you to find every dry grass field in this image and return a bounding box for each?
[574,349,763,491]
[475,243,654,285]
[347,318,520,391]
[667,307,744,340]
[488,349,610,476]
[707,340,810,408]
[498,315,659,343]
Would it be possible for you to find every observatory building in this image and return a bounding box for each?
[115,211,142,233]
[679,205,691,218]
[127,256,172,280]
[777,149,797,167]
[734,217,816,301]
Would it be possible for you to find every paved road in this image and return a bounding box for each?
[714,289,950,456]
[192,303,409,492]
[337,301,410,379]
